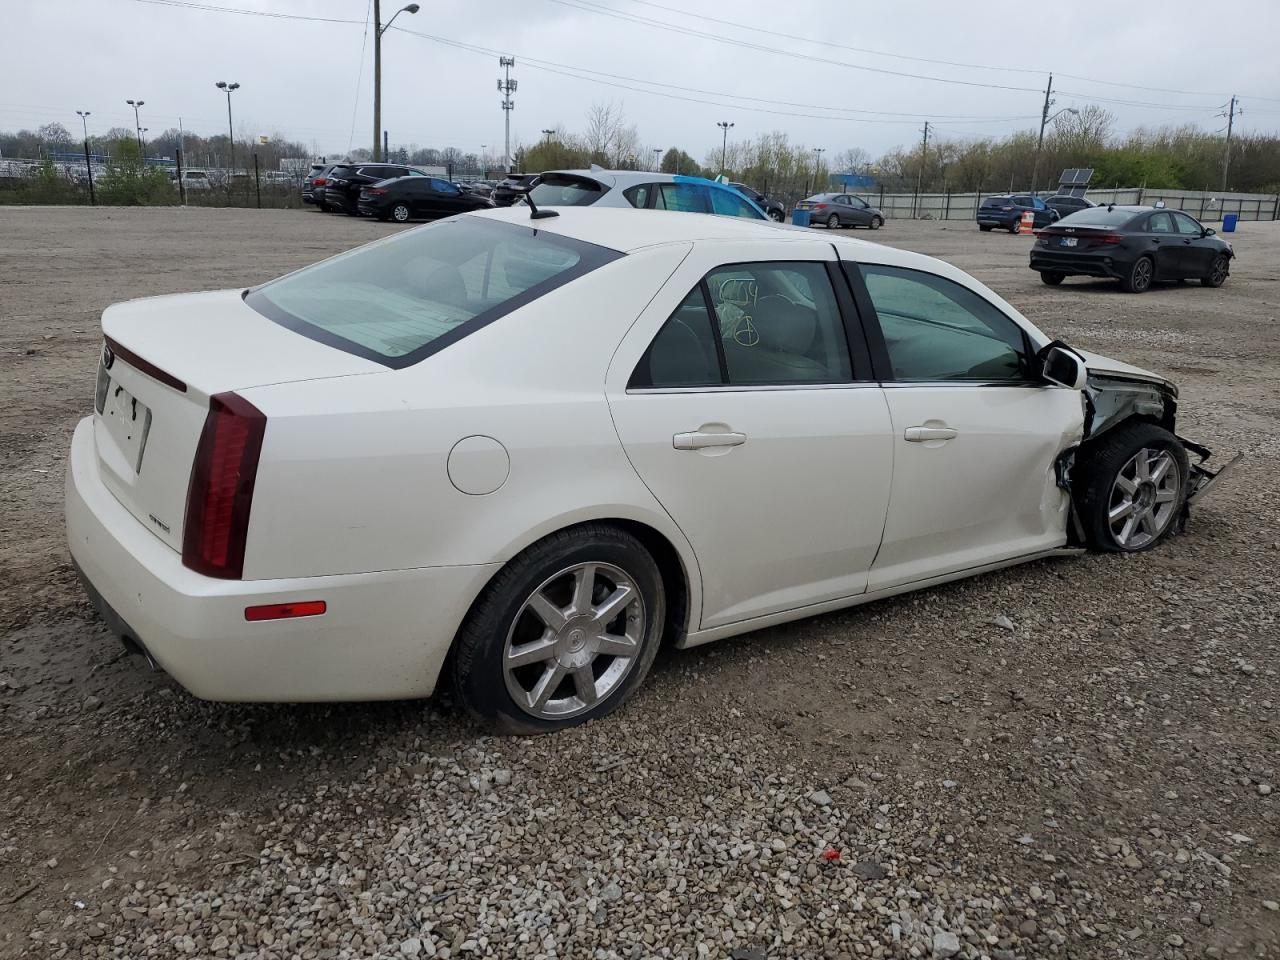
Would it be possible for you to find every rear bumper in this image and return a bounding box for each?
[65,417,499,702]
[978,215,1016,228]
[1030,251,1124,278]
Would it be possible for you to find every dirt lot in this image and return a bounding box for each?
[1,207,1277,959]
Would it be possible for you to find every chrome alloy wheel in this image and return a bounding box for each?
[503,562,645,720]
[1108,447,1180,549]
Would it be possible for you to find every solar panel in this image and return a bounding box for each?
[1056,167,1094,197]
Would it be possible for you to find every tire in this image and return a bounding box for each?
[870,216,883,230]
[1010,219,1022,235]
[1075,421,1189,553]
[826,214,841,229]
[391,203,411,223]
[1040,271,1065,286]
[452,524,665,734]
[1120,255,1154,293]
[1201,254,1229,288]
[979,224,993,232]
[768,209,784,223]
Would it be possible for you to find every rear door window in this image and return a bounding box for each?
[245,218,622,368]
[1147,212,1175,234]
[656,183,709,213]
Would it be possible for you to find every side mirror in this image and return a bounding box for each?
[1042,346,1088,390]
[1203,227,1216,237]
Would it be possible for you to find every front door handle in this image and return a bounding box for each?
[673,430,747,450]
[904,425,958,442]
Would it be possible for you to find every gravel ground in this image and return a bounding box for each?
[1,207,1277,959]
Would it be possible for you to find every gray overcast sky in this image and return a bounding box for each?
[6,0,1280,163]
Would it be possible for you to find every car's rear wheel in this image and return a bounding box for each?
[1075,421,1188,553]
[979,224,993,232]
[870,216,883,229]
[826,214,841,229]
[1120,255,1154,293]
[452,525,664,734]
[392,203,411,223]
[1040,271,1065,286]
[1201,254,1229,288]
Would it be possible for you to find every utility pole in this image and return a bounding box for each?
[914,121,929,218]
[76,110,95,205]
[652,147,662,171]
[717,121,734,174]
[374,2,421,161]
[809,147,825,195]
[497,57,517,172]
[1031,73,1054,196]
[1221,95,1241,191]
[215,81,240,172]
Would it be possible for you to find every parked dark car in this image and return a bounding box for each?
[977,194,1059,233]
[1044,194,1096,219]
[1030,205,1233,293]
[462,180,496,199]
[492,173,537,206]
[797,193,885,229]
[301,162,327,207]
[304,162,346,212]
[728,182,785,222]
[324,163,427,215]
[357,176,495,222]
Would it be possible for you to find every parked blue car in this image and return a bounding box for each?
[977,194,1060,233]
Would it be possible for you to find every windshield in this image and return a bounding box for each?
[1055,207,1141,228]
[245,217,623,368]
[528,173,607,207]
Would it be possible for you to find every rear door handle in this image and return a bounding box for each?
[673,430,747,450]
[904,425,958,442]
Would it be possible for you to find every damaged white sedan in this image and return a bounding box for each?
[65,206,1237,732]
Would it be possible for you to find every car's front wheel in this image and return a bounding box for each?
[1201,254,1229,288]
[768,209,784,223]
[1120,255,1154,293]
[869,215,883,229]
[452,525,664,733]
[1076,421,1189,553]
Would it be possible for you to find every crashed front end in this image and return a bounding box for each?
[1055,365,1241,541]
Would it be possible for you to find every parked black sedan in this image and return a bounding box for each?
[728,182,785,222]
[357,176,494,222]
[1030,205,1233,293]
[324,162,426,215]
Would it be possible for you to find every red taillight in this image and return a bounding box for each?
[314,177,327,186]
[815,203,828,209]
[1099,233,1125,245]
[244,601,326,622]
[183,392,266,579]
[367,187,387,196]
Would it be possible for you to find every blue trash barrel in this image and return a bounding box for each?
[791,208,811,227]
[1222,213,1238,233]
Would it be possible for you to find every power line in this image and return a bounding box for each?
[132,0,363,24]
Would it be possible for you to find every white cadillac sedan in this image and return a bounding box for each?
[65,206,1234,732]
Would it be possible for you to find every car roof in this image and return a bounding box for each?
[542,169,744,191]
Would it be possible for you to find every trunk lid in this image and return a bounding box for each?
[94,289,382,552]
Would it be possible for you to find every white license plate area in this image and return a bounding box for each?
[101,379,152,473]
[1060,237,1078,247]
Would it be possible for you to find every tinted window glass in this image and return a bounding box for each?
[429,178,458,193]
[656,183,707,213]
[708,187,764,219]
[706,263,851,385]
[859,264,1028,382]
[1057,207,1141,227]
[981,197,1008,208]
[528,173,607,207]
[623,184,651,208]
[630,289,723,389]
[1147,212,1175,234]
[1012,196,1033,206]
[1173,212,1202,235]
[245,218,620,368]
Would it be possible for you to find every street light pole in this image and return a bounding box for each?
[215,81,240,172]
[374,2,420,161]
[653,147,662,171]
[1032,103,1079,196]
[125,99,145,156]
[76,110,95,205]
[717,121,734,174]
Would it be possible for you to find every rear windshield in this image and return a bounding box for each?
[528,173,607,207]
[245,217,622,368]
[981,197,1009,207]
[1056,207,1140,228]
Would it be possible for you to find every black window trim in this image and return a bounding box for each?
[627,257,871,391]
[244,217,625,371]
[841,261,1044,387]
